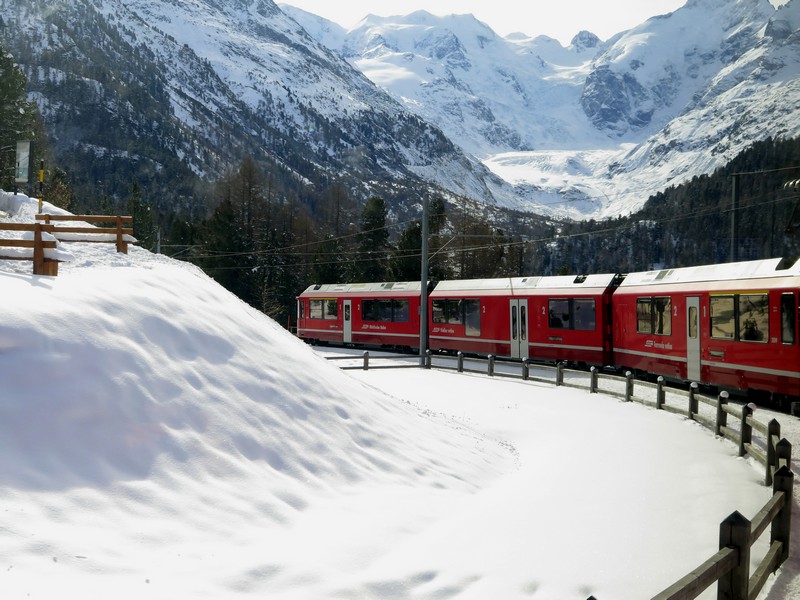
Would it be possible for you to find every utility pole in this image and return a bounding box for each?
[730,173,740,262]
[419,195,429,365]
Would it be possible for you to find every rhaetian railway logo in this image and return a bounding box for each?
[361,324,388,331]
[645,339,673,350]
[432,327,455,334]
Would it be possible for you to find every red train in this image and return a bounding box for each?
[296,257,800,406]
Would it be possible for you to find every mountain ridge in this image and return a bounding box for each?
[285,0,800,218]
[2,0,799,222]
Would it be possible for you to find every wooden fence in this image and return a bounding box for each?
[35,213,134,254]
[332,350,795,600]
[0,221,62,275]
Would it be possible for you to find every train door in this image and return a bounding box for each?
[509,299,529,360]
[343,300,352,343]
[686,296,701,382]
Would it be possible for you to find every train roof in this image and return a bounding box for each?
[299,281,422,296]
[431,273,619,295]
[618,257,800,288]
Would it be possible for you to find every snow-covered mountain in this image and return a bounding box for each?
[1,0,513,215]
[284,0,800,219]
[2,0,798,221]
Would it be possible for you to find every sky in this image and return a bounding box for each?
[1,190,799,599]
[280,0,689,45]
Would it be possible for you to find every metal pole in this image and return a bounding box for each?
[730,173,739,262]
[419,195,429,366]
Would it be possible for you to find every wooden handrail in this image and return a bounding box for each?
[35,214,133,223]
[34,213,135,253]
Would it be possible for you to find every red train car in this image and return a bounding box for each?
[296,281,423,349]
[428,273,619,365]
[611,258,800,401]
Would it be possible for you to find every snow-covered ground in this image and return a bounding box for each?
[1,191,798,599]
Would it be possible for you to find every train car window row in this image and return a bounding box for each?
[548,298,597,330]
[309,299,338,320]
[362,299,411,323]
[710,293,769,343]
[636,296,672,335]
[432,299,481,336]
[780,293,797,345]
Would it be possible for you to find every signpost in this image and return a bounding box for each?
[15,140,33,187]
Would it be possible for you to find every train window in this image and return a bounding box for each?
[464,300,481,336]
[362,299,411,323]
[710,296,735,339]
[308,299,339,320]
[688,306,698,339]
[309,299,324,319]
[711,293,769,342]
[636,297,672,335]
[654,297,672,335]
[432,300,446,324]
[548,299,570,328]
[549,298,596,330]
[324,299,338,320]
[394,300,410,322]
[432,298,481,335]
[636,299,652,333]
[739,294,768,342]
[432,299,461,324]
[573,299,596,330]
[781,293,796,344]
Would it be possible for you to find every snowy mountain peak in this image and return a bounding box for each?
[570,30,601,51]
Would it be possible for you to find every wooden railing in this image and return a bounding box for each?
[328,351,795,600]
[35,213,134,254]
[0,221,62,275]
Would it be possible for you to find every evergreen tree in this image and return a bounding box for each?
[0,42,39,191]
[391,196,451,282]
[199,197,256,304]
[357,196,391,281]
[312,235,349,284]
[126,181,156,251]
[46,167,75,210]
[392,220,422,281]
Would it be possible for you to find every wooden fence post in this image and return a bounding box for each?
[718,511,751,600]
[556,362,564,386]
[590,366,598,393]
[457,351,464,372]
[738,404,753,458]
[115,215,128,253]
[656,376,665,409]
[765,419,780,486]
[688,382,698,419]
[32,222,45,275]
[362,351,369,371]
[716,391,729,437]
[488,355,495,377]
[771,466,794,566]
[625,371,633,402]
[775,438,792,474]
